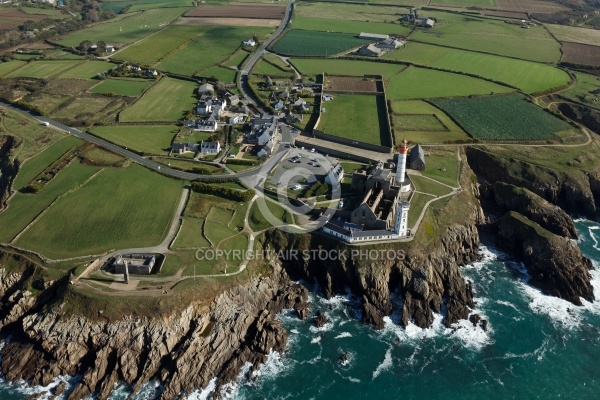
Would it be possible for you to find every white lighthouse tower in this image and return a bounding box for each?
[393,201,410,237]
[395,138,411,192]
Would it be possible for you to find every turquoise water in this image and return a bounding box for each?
[2,220,600,399]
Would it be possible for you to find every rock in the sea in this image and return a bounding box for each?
[314,310,330,328]
[497,211,594,305]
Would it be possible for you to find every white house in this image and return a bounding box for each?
[229,114,247,124]
[106,45,115,53]
[195,120,218,132]
[200,141,221,154]
[243,39,256,47]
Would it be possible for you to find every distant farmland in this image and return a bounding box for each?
[561,42,600,67]
[272,30,371,57]
[432,94,573,141]
[184,3,285,19]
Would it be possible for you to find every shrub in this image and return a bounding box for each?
[191,182,255,202]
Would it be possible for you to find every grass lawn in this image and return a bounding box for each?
[157,26,272,76]
[560,72,600,110]
[224,50,249,68]
[156,158,224,174]
[57,61,114,79]
[115,25,201,66]
[252,59,290,77]
[185,192,248,232]
[291,58,406,79]
[50,96,120,122]
[387,67,512,100]
[432,93,573,141]
[16,164,183,259]
[199,66,237,83]
[409,174,453,196]
[391,100,470,144]
[248,199,294,231]
[13,136,82,190]
[58,8,188,47]
[91,79,152,96]
[546,24,600,46]
[421,149,460,187]
[5,60,79,78]
[0,161,100,243]
[292,16,411,36]
[119,77,196,122]
[318,94,390,147]
[90,124,178,155]
[173,217,211,248]
[384,42,570,93]
[0,60,26,77]
[407,192,431,228]
[273,29,373,57]
[410,11,560,63]
[204,219,238,245]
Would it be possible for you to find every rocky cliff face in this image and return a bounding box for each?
[0,258,310,400]
[497,211,594,305]
[466,147,597,219]
[262,217,481,330]
[0,135,18,210]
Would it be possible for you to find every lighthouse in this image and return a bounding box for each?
[395,137,408,185]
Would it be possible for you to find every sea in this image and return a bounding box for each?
[2,220,600,399]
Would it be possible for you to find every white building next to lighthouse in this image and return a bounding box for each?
[322,139,416,243]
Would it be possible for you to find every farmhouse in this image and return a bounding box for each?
[359,32,390,41]
[409,144,425,171]
[417,18,435,28]
[113,254,155,275]
[171,142,199,154]
[106,45,115,53]
[243,39,256,47]
[376,38,404,51]
[402,8,435,28]
[200,141,221,154]
[358,44,383,57]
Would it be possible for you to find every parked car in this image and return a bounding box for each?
[310,148,315,153]
[293,184,302,190]
[41,121,50,126]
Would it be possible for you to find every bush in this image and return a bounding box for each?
[21,183,42,193]
[226,158,258,166]
[191,182,255,202]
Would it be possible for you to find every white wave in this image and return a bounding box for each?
[372,346,393,380]
[446,317,492,351]
[495,300,521,313]
[290,329,299,334]
[309,320,333,333]
[310,336,321,344]
[249,349,290,382]
[334,332,352,339]
[518,282,582,328]
[0,374,79,400]
[186,377,216,400]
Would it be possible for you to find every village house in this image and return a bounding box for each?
[286,113,303,124]
[257,139,274,158]
[294,98,310,113]
[200,141,221,154]
[242,38,256,47]
[247,116,277,144]
[171,142,199,155]
[229,114,247,124]
[273,100,284,111]
[195,119,218,132]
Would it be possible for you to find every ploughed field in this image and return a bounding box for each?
[561,43,600,67]
[184,3,285,19]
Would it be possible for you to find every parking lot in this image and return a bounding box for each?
[266,147,339,195]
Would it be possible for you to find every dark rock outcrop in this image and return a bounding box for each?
[497,211,594,305]
[466,146,597,219]
[0,135,18,210]
[314,310,330,328]
[490,181,578,239]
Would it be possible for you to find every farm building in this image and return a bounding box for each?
[417,18,435,28]
[200,141,221,154]
[376,38,404,51]
[106,45,115,53]
[359,32,390,41]
[409,144,425,171]
[171,142,199,154]
[113,254,155,275]
[243,39,256,47]
[358,44,383,57]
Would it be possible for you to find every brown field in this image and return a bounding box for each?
[0,9,46,31]
[184,3,285,19]
[324,77,379,93]
[493,0,570,13]
[176,17,280,26]
[482,10,528,19]
[561,42,600,67]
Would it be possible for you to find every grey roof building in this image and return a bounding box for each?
[409,144,425,171]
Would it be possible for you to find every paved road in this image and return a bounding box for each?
[0,102,274,181]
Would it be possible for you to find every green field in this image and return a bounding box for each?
[58,61,115,79]
[174,217,211,248]
[410,175,453,196]
[50,96,124,123]
[115,25,200,66]
[248,199,294,231]
[546,24,600,46]
[272,30,372,57]
[384,42,571,93]
[296,3,409,22]
[420,149,460,187]
[224,49,249,69]
[16,164,183,259]
[0,161,99,243]
[91,79,152,96]
[292,16,412,37]
[410,11,561,63]
[119,77,197,122]
[432,93,573,141]
[251,58,290,77]
[58,8,188,47]
[199,66,237,83]
[0,60,26,76]
[396,115,447,131]
[156,26,272,76]
[291,58,406,79]
[13,136,82,190]
[5,60,79,78]
[387,67,512,100]
[430,0,496,5]
[90,125,178,154]
[391,100,470,144]
[318,94,389,146]
[560,72,600,110]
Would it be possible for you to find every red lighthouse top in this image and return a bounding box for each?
[398,137,408,155]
